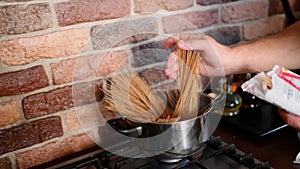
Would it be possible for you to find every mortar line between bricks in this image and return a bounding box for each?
[130,0,135,15]
[48,0,59,27]
[9,153,17,169]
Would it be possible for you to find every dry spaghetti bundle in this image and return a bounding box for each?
[103,48,201,123]
[103,70,178,123]
[263,75,273,89]
[173,48,201,120]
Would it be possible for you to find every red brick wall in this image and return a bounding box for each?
[0,0,299,168]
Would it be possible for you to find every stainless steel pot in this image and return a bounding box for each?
[107,90,222,160]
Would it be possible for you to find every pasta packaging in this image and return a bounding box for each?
[241,65,300,116]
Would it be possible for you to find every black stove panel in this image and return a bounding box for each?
[32,136,271,169]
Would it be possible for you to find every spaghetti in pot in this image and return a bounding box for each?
[103,47,202,123]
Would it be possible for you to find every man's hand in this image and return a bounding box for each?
[164,33,229,78]
[278,108,300,131]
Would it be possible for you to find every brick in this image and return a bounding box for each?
[138,68,168,86]
[0,116,63,155]
[197,0,237,5]
[65,111,81,131]
[0,101,19,127]
[72,80,104,106]
[97,51,128,76]
[243,16,284,41]
[1,0,31,1]
[131,40,171,67]
[55,0,130,26]
[94,80,105,102]
[206,26,241,45]
[16,133,96,169]
[23,86,73,119]
[65,102,120,131]
[221,1,267,23]
[269,0,284,15]
[269,0,300,16]
[162,9,218,33]
[134,0,193,13]
[0,66,49,97]
[0,3,52,36]
[23,80,104,119]
[92,17,158,50]
[51,51,128,84]
[51,58,76,85]
[98,101,121,121]
[0,157,11,169]
[0,29,88,65]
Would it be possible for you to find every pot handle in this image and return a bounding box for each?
[106,118,142,138]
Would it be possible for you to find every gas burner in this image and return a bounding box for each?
[157,158,183,164]
[32,136,271,169]
[155,143,206,164]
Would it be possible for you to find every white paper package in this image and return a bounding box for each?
[241,65,300,116]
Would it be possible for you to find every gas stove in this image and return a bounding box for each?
[32,136,271,169]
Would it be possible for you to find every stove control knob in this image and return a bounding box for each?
[240,153,255,166]
[224,144,236,155]
[207,136,222,148]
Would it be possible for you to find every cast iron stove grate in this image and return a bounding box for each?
[31,136,271,169]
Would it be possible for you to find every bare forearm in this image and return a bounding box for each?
[230,21,300,74]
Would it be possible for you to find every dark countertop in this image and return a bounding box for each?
[214,120,300,169]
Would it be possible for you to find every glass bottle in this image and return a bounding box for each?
[239,73,262,109]
[223,75,242,116]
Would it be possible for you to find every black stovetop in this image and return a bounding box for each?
[31,136,271,169]
[221,101,288,137]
